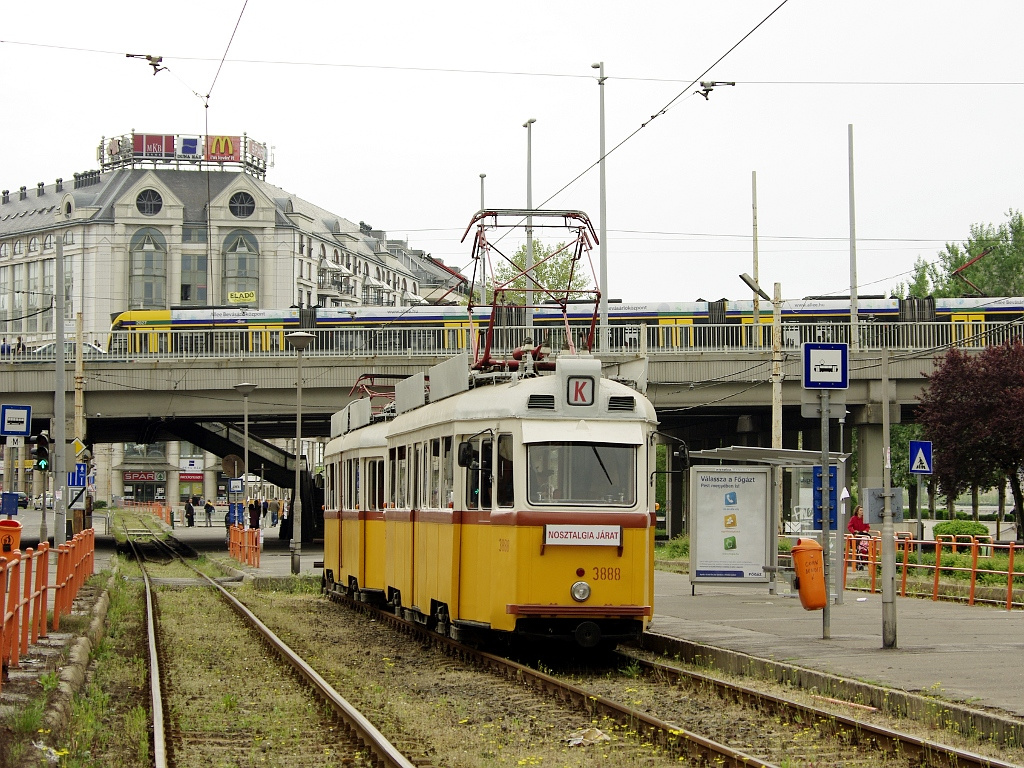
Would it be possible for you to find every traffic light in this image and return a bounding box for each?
[32,433,50,472]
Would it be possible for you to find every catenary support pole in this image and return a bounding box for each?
[882,348,897,648]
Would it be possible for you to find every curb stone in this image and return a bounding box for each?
[17,574,113,768]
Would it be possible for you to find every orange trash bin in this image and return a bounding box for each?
[0,519,23,554]
[791,537,826,611]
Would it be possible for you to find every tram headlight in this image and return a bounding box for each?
[570,580,591,602]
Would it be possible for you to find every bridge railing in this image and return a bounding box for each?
[16,320,1024,362]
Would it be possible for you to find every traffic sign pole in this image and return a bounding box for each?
[820,389,831,640]
[803,342,849,641]
[909,439,933,575]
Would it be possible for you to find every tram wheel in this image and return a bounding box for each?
[435,605,450,637]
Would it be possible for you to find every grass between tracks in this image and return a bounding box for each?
[0,564,149,768]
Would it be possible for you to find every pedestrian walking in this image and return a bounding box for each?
[184,498,195,527]
[204,499,214,527]
[0,338,10,357]
[269,498,280,527]
[14,337,25,354]
[248,501,260,530]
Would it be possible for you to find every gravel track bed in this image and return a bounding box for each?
[569,652,1024,768]
[155,585,369,768]
[239,589,689,768]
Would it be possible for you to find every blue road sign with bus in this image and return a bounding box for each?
[1,404,31,436]
[802,343,849,389]
[909,440,933,475]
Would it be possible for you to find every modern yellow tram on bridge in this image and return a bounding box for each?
[322,353,660,648]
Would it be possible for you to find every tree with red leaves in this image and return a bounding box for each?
[918,342,1024,536]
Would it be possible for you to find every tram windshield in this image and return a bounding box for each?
[527,442,635,506]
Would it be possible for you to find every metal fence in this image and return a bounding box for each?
[15,320,1024,363]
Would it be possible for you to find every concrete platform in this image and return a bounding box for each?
[651,570,1024,720]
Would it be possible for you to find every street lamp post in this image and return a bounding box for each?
[740,273,784,589]
[592,62,608,353]
[479,173,487,303]
[233,383,257,528]
[286,331,314,574]
[523,118,536,327]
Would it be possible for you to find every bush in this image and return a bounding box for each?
[658,535,689,560]
[932,520,989,539]
[94,500,107,509]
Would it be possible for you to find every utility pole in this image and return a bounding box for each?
[54,233,67,545]
[881,348,897,647]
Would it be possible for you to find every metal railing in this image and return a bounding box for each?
[10,320,1024,363]
[841,532,1023,609]
[0,543,50,693]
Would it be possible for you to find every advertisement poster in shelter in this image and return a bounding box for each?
[689,466,771,583]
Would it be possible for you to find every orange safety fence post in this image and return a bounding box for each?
[867,537,879,593]
[1008,543,1017,611]
[900,536,911,597]
[52,544,69,632]
[20,548,34,659]
[968,538,980,606]
[67,537,79,612]
[934,534,952,601]
[0,556,5,696]
[4,552,22,674]
[32,543,49,643]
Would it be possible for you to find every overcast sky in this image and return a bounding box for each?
[3,1,1022,304]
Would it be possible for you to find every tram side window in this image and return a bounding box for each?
[429,438,441,509]
[496,434,514,508]
[465,437,493,510]
[392,446,408,509]
[442,436,453,508]
[344,458,353,509]
[327,462,337,510]
[367,459,384,510]
[354,459,361,510]
[412,443,421,509]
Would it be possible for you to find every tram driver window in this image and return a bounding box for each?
[496,434,514,507]
[463,437,492,510]
[528,442,636,506]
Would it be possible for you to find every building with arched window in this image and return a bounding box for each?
[0,134,467,345]
[0,131,471,505]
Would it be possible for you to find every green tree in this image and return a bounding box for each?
[917,343,1024,538]
[490,240,594,306]
[902,210,1024,297]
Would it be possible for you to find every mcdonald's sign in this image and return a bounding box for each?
[206,135,240,162]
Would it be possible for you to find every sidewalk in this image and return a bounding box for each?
[650,569,1024,720]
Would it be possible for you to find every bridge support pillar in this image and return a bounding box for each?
[852,401,901,503]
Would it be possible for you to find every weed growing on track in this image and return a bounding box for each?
[58,559,151,768]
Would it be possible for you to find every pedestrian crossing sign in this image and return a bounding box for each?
[909,440,933,475]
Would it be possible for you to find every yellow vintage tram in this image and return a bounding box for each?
[322,353,659,648]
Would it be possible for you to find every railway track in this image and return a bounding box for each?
[326,589,1023,768]
[112,516,1021,767]
[122,523,416,768]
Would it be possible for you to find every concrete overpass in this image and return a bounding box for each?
[0,332,962,506]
